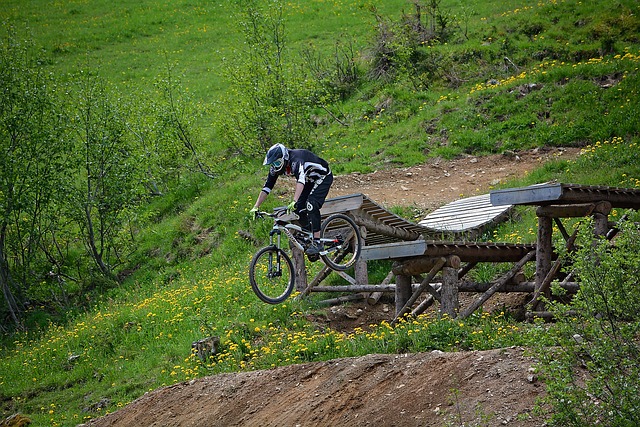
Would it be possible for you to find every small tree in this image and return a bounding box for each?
[0,29,70,328]
[217,0,318,157]
[65,72,145,281]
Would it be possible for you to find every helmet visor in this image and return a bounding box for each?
[271,158,284,171]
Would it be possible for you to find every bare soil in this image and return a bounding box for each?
[85,147,580,427]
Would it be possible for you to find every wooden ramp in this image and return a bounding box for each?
[319,193,513,244]
[302,184,640,321]
[419,194,513,237]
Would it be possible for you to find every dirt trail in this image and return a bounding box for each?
[331,147,579,211]
[84,147,580,427]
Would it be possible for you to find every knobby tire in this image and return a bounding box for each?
[319,213,362,271]
[249,246,295,304]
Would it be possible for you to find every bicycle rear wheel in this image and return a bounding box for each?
[319,213,362,271]
[249,246,295,304]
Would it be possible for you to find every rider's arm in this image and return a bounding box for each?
[293,182,304,204]
[255,169,280,209]
[253,190,268,209]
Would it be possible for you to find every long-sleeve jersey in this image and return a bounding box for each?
[262,149,331,194]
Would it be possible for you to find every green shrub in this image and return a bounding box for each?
[537,218,640,426]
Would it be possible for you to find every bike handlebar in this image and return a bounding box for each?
[255,207,289,219]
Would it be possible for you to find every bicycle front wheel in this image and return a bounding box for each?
[249,246,295,304]
[319,213,362,271]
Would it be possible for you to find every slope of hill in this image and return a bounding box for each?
[2,0,640,425]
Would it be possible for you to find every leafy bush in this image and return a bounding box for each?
[537,218,640,426]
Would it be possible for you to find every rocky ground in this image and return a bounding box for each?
[84,147,580,427]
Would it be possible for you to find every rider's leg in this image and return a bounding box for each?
[306,173,333,238]
[294,185,313,232]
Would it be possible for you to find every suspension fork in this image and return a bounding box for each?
[266,228,283,276]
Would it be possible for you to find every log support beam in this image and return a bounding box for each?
[440,256,461,318]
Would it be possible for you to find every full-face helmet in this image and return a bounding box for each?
[263,143,289,173]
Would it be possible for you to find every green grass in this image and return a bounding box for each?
[2,0,640,425]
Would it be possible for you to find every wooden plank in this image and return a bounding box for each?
[359,240,427,261]
[490,183,563,206]
[419,194,512,232]
[419,207,511,231]
[491,183,640,209]
[423,204,507,220]
[423,206,506,221]
[392,257,447,324]
[320,193,364,215]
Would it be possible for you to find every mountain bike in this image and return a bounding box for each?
[249,207,362,304]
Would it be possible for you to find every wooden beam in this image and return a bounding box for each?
[312,285,396,293]
[459,250,536,319]
[353,212,422,242]
[334,270,357,285]
[458,262,477,280]
[317,294,366,306]
[458,281,580,293]
[411,295,435,317]
[368,271,394,305]
[536,201,612,218]
[392,257,447,324]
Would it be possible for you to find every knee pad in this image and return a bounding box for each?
[306,200,321,213]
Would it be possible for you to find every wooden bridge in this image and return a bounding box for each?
[295,183,640,321]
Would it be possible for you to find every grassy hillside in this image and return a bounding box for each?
[1,0,640,425]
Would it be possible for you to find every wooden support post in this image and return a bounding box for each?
[355,226,369,287]
[354,258,368,286]
[593,212,610,237]
[395,274,413,319]
[291,245,307,293]
[528,228,579,310]
[535,215,553,303]
[459,250,536,319]
[440,256,460,318]
[392,257,446,324]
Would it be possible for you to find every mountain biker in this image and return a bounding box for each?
[250,143,333,257]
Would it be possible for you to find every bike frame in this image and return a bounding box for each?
[270,220,307,252]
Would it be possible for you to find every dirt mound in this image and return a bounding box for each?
[85,348,545,427]
[85,148,579,427]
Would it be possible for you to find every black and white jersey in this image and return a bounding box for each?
[262,149,331,194]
